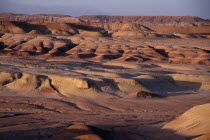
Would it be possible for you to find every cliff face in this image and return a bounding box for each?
[0,21,152,36]
[0,13,82,23]
[78,15,209,27]
[79,15,206,23]
[0,13,210,27]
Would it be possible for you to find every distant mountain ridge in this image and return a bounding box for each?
[0,13,210,27]
[0,13,82,23]
[79,15,210,27]
[79,15,206,23]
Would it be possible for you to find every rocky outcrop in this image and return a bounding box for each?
[1,21,210,37]
[0,21,79,35]
[0,13,82,23]
[79,15,209,27]
[170,74,210,90]
[0,71,91,97]
[0,33,76,56]
[72,22,151,32]
[0,21,151,36]
[1,67,210,98]
[0,54,210,99]
[1,33,210,65]
[1,13,210,27]
[0,21,25,34]
[79,15,206,23]
[125,91,161,98]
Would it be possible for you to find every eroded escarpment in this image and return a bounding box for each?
[0,57,210,140]
[0,57,210,98]
[0,33,210,65]
[1,20,210,37]
[1,13,210,27]
[0,21,210,66]
[0,15,210,140]
[0,72,91,98]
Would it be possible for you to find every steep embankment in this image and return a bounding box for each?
[0,21,151,36]
[1,21,210,37]
[78,15,210,33]
[0,21,79,35]
[0,56,210,98]
[1,13,210,34]
[163,104,210,139]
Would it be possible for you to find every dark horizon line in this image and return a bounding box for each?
[0,12,209,20]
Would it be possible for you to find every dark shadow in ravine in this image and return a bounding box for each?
[137,78,201,94]
[69,23,105,32]
[13,21,52,34]
[0,123,192,140]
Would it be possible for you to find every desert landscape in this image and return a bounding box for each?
[0,12,210,140]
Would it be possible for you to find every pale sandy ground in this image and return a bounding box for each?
[0,56,210,140]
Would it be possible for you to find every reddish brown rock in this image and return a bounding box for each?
[126,91,161,99]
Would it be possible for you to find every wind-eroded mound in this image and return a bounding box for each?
[1,21,209,38]
[50,124,109,140]
[0,21,25,34]
[0,21,79,35]
[72,22,151,32]
[0,21,153,37]
[0,71,92,97]
[1,63,210,99]
[1,33,210,65]
[163,104,210,138]
[0,33,77,57]
[0,70,151,97]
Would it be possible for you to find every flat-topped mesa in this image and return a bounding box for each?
[0,13,82,23]
[71,22,151,32]
[1,13,210,27]
[78,15,209,27]
[79,15,206,23]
